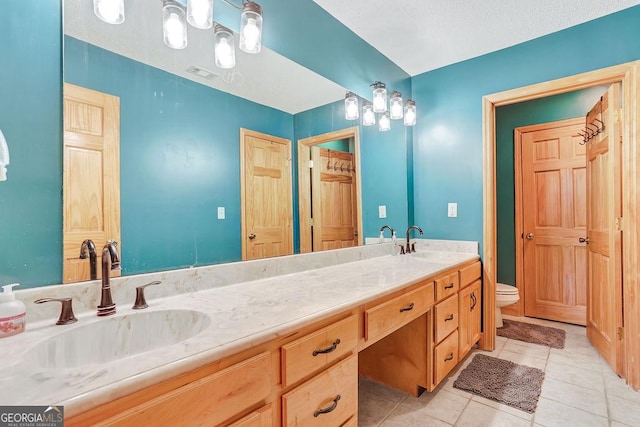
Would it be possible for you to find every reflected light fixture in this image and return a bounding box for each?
[214,24,236,69]
[362,103,376,126]
[187,0,214,29]
[379,112,391,131]
[372,82,387,113]
[389,91,403,120]
[345,92,359,121]
[404,99,417,126]
[163,0,188,49]
[239,1,263,54]
[93,0,124,24]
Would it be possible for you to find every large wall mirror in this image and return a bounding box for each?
[0,0,410,289]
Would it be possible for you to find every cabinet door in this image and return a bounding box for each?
[459,280,482,359]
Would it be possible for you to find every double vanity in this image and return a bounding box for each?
[0,240,481,426]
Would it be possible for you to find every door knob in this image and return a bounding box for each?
[579,237,589,244]
[248,233,256,240]
[525,233,534,240]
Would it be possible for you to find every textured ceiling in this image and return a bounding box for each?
[313,0,640,76]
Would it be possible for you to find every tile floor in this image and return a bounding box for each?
[358,315,640,426]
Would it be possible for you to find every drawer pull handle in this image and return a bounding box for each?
[444,283,454,289]
[444,352,454,362]
[312,339,341,356]
[470,292,477,310]
[399,303,415,313]
[313,394,341,417]
[445,314,454,321]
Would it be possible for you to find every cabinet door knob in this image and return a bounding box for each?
[248,233,256,240]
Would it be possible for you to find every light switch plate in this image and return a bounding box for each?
[217,207,225,220]
[448,203,457,218]
[378,205,387,219]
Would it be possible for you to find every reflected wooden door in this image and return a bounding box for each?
[63,84,121,283]
[586,84,624,375]
[240,129,293,260]
[520,117,587,325]
[311,148,357,251]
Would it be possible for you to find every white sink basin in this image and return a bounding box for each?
[25,310,211,369]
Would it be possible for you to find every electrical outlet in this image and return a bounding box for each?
[217,207,225,220]
[447,203,457,218]
[378,205,387,219]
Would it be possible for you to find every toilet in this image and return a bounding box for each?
[496,283,520,328]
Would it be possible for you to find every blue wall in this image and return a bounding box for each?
[0,1,62,288]
[411,6,640,253]
[495,87,606,286]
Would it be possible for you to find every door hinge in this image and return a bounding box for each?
[615,108,621,123]
[308,160,313,168]
[617,327,624,340]
[308,218,314,226]
[615,217,623,231]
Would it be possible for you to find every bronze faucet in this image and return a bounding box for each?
[98,241,120,316]
[79,239,98,280]
[405,225,423,254]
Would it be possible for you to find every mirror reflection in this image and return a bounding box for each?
[62,0,360,283]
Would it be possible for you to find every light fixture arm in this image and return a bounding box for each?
[221,0,246,10]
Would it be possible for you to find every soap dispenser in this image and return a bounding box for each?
[391,231,398,256]
[0,284,26,338]
[0,128,9,182]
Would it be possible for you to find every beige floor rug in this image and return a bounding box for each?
[453,354,545,413]
[497,319,566,349]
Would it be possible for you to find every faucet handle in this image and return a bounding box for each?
[34,297,78,325]
[399,245,406,255]
[411,242,416,253]
[132,281,161,309]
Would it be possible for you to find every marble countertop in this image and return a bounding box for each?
[0,250,478,416]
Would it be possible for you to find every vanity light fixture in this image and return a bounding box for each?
[362,103,376,126]
[0,128,9,182]
[379,112,391,132]
[404,99,417,126]
[389,91,403,120]
[239,2,263,54]
[214,23,236,69]
[187,0,214,29]
[163,0,188,49]
[345,92,359,121]
[93,0,125,24]
[371,82,387,113]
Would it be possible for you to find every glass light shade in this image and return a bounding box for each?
[163,1,188,49]
[214,24,236,69]
[362,104,375,126]
[379,112,391,131]
[390,91,403,120]
[404,100,417,126]
[187,0,213,29]
[93,0,124,24]
[345,92,359,120]
[239,2,263,54]
[372,82,387,113]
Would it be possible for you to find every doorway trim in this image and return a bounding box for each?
[298,126,363,253]
[482,61,640,389]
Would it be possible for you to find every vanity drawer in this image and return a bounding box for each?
[97,352,272,426]
[434,294,459,343]
[364,282,434,343]
[229,404,272,427]
[434,330,459,386]
[282,315,357,387]
[459,261,481,289]
[282,354,358,427]
[434,271,459,302]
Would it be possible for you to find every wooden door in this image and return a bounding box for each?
[311,148,357,251]
[586,84,624,375]
[63,84,120,283]
[520,118,587,325]
[240,129,293,260]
